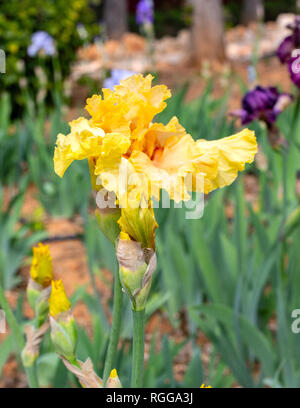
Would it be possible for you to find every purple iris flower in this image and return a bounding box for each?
[136,0,154,26]
[288,55,300,88]
[231,86,293,126]
[28,31,55,57]
[103,69,136,90]
[277,16,300,63]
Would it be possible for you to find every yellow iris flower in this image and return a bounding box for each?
[49,280,71,317]
[54,74,257,208]
[54,74,257,244]
[30,243,54,287]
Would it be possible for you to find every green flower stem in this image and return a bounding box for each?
[25,366,38,388]
[86,252,109,330]
[290,94,300,145]
[282,149,288,221]
[131,309,145,388]
[103,264,123,384]
[0,285,38,388]
[282,94,300,222]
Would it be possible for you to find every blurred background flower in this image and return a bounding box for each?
[231,86,293,126]
[103,69,136,89]
[136,0,154,26]
[0,0,97,118]
[27,31,56,57]
[277,16,300,63]
[289,55,300,87]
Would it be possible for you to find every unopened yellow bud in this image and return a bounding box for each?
[106,368,122,388]
[49,280,71,316]
[110,369,118,378]
[49,280,77,362]
[118,207,157,249]
[117,238,157,311]
[30,243,53,287]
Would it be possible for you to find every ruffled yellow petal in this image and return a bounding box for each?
[146,116,186,148]
[96,157,145,209]
[93,134,131,204]
[128,150,184,202]
[85,90,131,135]
[86,74,171,145]
[30,243,53,287]
[49,280,71,317]
[121,117,192,202]
[130,116,186,158]
[128,128,256,201]
[114,74,171,134]
[152,132,221,197]
[54,118,105,177]
[196,128,257,192]
[53,74,257,210]
[94,133,131,174]
[128,126,214,202]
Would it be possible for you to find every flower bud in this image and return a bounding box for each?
[117,234,156,311]
[118,207,157,250]
[30,243,53,288]
[106,369,122,388]
[49,280,77,364]
[27,243,53,326]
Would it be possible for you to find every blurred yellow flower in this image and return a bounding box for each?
[54,73,257,209]
[30,243,53,287]
[8,43,19,53]
[49,280,71,316]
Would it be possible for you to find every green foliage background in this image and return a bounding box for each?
[0,0,97,116]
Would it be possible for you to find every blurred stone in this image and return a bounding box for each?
[71,60,103,81]
[104,39,122,57]
[77,44,102,61]
[177,29,191,48]
[155,29,191,69]
[226,13,299,62]
[73,29,192,80]
[123,33,146,54]
[73,13,299,79]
